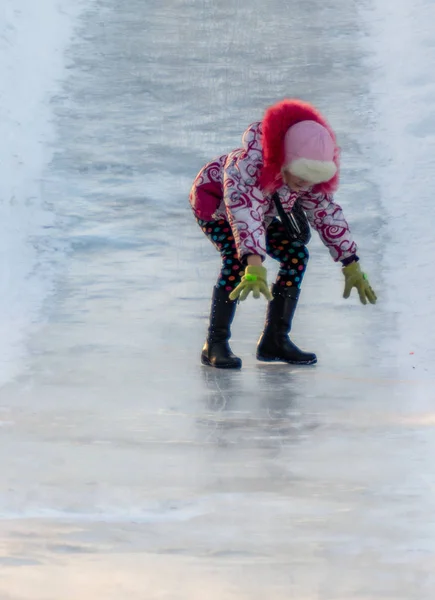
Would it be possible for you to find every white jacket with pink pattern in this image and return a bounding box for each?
[189,121,357,262]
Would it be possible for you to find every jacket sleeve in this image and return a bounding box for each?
[298,192,357,261]
[222,122,269,261]
[223,160,268,260]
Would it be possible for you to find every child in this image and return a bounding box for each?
[189,98,377,369]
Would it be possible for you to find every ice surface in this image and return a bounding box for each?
[0,0,88,384]
[0,0,434,598]
[359,0,435,372]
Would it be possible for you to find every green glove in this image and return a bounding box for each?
[342,261,377,305]
[229,265,273,302]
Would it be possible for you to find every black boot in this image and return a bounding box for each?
[201,286,242,369]
[256,284,317,365]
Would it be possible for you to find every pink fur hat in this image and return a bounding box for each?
[283,120,337,184]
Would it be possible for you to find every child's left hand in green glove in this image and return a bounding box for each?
[342,261,377,305]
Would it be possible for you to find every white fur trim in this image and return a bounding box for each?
[287,158,337,184]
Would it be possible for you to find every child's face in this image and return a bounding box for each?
[283,170,311,192]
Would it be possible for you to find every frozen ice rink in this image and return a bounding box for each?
[1,0,434,597]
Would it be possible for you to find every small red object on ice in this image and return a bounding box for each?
[410,352,414,355]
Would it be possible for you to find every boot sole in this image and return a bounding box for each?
[201,355,242,369]
[256,354,317,366]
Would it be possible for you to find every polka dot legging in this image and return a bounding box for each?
[197,217,309,293]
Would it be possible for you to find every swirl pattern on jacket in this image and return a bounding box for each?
[189,121,357,262]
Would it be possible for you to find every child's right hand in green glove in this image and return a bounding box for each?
[229,265,272,302]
